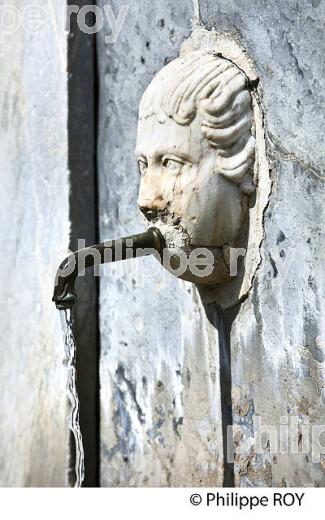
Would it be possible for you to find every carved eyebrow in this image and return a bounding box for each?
[138,156,147,162]
[154,148,192,162]
[135,152,147,162]
[135,149,193,163]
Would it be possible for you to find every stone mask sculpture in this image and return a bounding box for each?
[136,49,256,288]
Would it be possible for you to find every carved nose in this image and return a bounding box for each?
[138,192,168,216]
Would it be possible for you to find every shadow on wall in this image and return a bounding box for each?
[202,301,240,487]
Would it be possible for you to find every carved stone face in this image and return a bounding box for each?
[136,50,256,285]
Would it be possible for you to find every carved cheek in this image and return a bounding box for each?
[173,161,242,246]
[172,165,198,216]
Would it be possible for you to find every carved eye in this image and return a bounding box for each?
[138,159,148,176]
[162,157,184,173]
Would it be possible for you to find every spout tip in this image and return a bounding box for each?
[148,227,166,258]
[52,288,77,311]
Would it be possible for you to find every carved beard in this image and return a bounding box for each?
[141,205,190,249]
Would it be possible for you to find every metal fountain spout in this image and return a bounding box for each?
[52,227,165,310]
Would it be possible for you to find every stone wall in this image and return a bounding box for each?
[0,0,69,486]
[0,0,323,489]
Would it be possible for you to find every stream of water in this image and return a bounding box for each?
[60,309,85,488]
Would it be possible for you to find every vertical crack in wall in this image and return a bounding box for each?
[68,0,100,487]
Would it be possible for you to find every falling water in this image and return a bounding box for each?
[60,309,85,488]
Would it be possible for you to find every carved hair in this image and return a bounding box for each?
[139,50,256,187]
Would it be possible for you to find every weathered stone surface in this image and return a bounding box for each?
[0,1,69,486]
[199,0,325,486]
[231,158,324,486]
[98,0,324,487]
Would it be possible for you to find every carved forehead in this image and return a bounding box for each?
[136,112,209,162]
